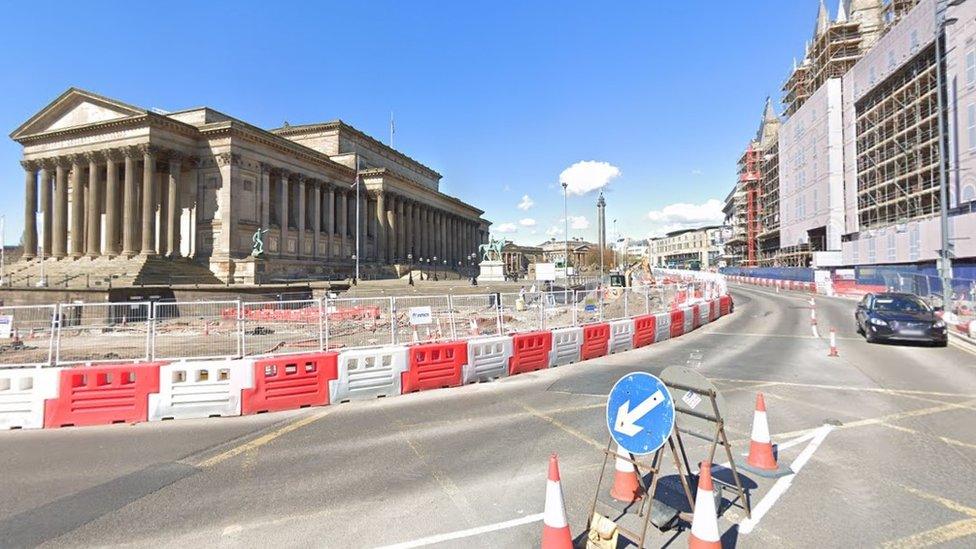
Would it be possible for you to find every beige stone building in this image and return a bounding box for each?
[10,88,489,284]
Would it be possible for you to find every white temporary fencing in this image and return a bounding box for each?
[242,299,322,357]
[575,289,603,325]
[329,346,409,403]
[153,301,241,361]
[608,318,635,354]
[326,296,394,350]
[549,326,583,367]
[451,294,502,339]
[0,305,56,367]
[500,292,544,334]
[0,367,61,429]
[393,295,454,344]
[463,335,513,383]
[56,302,151,366]
[148,358,255,421]
[542,290,576,330]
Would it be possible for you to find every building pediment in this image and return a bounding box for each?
[10,88,146,141]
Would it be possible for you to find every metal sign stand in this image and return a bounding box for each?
[585,434,695,548]
[667,379,752,519]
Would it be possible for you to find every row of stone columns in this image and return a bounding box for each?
[375,191,481,268]
[21,145,185,260]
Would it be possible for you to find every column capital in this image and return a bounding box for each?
[271,167,291,178]
[136,143,160,157]
[123,145,142,159]
[215,151,240,166]
[67,153,86,166]
[165,149,185,163]
[103,148,125,162]
[83,150,102,164]
[295,173,307,184]
[259,161,273,173]
[20,159,39,171]
[39,157,58,171]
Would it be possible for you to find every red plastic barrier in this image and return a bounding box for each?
[44,362,163,428]
[509,331,553,375]
[242,352,339,414]
[670,310,685,338]
[709,300,719,321]
[633,314,656,348]
[691,304,702,330]
[720,295,732,316]
[402,341,467,392]
[580,323,610,360]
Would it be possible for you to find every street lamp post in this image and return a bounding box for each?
[561,181,569,281]
[469,253,477,285]
[433,256,438,281]
[935,0,965,313]
[350,254,357,285]
[408,252,414,286]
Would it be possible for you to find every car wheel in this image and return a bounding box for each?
[935,339,948,348]
[855,321,863,335]
[865,330,875,343]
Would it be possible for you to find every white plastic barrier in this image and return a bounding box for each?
[149,358,255,421]
[682,306,695,334]
[464,335,512,383]
[330,346,408,403]
[608,319,635,354]
[0,368,61,429]
[549,326,582,367]
[698,303,710,326]
[654,312,671,343]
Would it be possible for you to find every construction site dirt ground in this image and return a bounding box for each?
[2,283,976,547]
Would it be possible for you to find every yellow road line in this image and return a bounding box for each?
[882,519,976,548]
[518,403,605,450]
[193,408,333,468]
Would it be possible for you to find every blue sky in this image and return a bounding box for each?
[0,1,825,246]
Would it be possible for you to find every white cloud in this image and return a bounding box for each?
[645,199,725,236]
[517,194,535,211]
[559,160,621,196]
[519,217,537,227]
[546,225,564,238]
[494,222,517,234]
[568,215,589,230]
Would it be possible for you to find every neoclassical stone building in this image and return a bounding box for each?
[11,88,489,283]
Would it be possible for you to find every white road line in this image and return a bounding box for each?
[738,424,834,535]
[375,513,545,548]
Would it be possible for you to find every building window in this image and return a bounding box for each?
[867,238,877,264]
[969,104,976,150]
[968,49,976,88]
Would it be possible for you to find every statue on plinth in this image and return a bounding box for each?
[251,228,269,258]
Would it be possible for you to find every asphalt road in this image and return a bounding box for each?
[2,284,975,548]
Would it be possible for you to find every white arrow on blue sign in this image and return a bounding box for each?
[606,372,675,455]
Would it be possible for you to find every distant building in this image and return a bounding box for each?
[648,226,725,270]
[500,241,543,277]
[539,238,594,270]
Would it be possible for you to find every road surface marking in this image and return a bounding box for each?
[881,486,976,548]
[948,338,976,358]
[767,399,976,441]
[878,422,976,451]
[709,377,976,399]
[738,424,833,535]
[375,513,545,548]
[193,408,333,468]
[705,331,817,339]
[518,403,604,450]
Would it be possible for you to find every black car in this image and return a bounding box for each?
[855,292,948,346]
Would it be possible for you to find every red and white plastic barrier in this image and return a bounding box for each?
[330,346,409,403]
[608,319,635,354]
[580,323,610,361]
[509,331,553,375]
[402,341,467,393]
[149,358,254,421]
[242,352,338,414]
[549,327,582,367]
[633,314,656,348]
[45,362,163,428]
[0,368,61,429]
[464,335,512,383]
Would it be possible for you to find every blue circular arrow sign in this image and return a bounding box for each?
[606,372,675,455]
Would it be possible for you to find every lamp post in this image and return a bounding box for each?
[408,252,414,286]
[350,254,357,285]
[419,257,425,281]
[935,0,965,314]
[469,253,477,285]
[561,181,569,281]
[443,259,448,282]
[433,256,438,281]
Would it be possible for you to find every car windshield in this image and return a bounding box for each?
[873,296,930,313]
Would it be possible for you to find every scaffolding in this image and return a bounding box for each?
[811,21,865,90]
[783,62,813,117]
[758,131,781,267]
[883,0,923,34]
[736,143,762,267]
[855,42,943,230]
[774,244,814,267]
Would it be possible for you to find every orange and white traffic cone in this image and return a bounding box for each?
[828,328,839,357]
[469,318,479,337]
[542,453,573,549]
[810,307,817,326]
[736,393,791,478]
[609,444,642,503]
[688,461,721,549]
[412,326,420,343]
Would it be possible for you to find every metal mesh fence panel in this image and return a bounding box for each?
[325,296,394,350]
[499,292,544,334]
[449,294,501,338]
[393,295,454,344]
[0,305,56,367]
[602,289,628,320]
[575,289,603,324]
[56,302,151,365]
[152,301,240,360]
[542,290,576,330]
[242,299,323,357]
